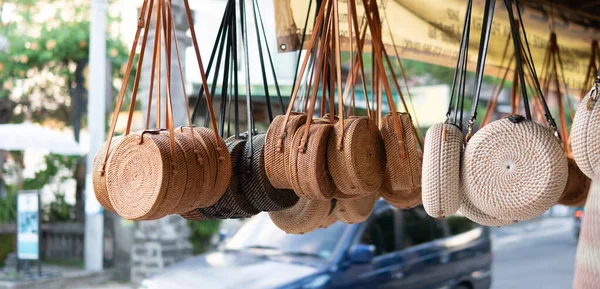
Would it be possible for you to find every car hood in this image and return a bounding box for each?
[142,251,323,289]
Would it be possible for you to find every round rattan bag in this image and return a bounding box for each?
[422,123,463,219]
[380,178,422,209]
[334,191,379,224]
[240,134,299,212]
[327,117,385,197]
[289,122,336,200]
[462,116,568,221]
[459,194,517,227]
[170,131,206,214]
[194,127,231,205]
[269,198,332,234]
[106,132,187,220]
[381,113,422,191]
[571,90,600,178]
[558,157,591,207]
[264,113,307,189]
[92,136,124,213]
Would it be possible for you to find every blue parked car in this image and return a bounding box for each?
[140,200,492,289]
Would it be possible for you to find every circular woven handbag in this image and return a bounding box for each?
[106,132,186,220]
[92,136,123,213]
[571,90,600,178]
[380,177,422,209]
[269,197,332,234]
[181,139,259,220]
[320,201,339,229]
[462,117,568,221]
[381,113,422,191]
[264,113,308,189]
[289,123,336,200]
[195,127,231,205]
[240,134,299,211]
[421,123,463,219]
[459,194,516,227]
[558,157,591,207]
[168,131,205,215]
[335,192,379,224]
[327,117,385,197]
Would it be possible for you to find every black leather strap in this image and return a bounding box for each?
[467,0,496,132]
[447,0,472,129]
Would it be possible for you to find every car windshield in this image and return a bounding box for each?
[224,213,347,260]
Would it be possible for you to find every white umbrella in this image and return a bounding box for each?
[0,121,81,155]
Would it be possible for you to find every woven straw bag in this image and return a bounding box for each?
[320,201,339,229]
[558,157,591,207]
[380,113,421,192]
[458,193,516,227]
[422,123,463,219]
[269,198,332,234]
[240,134,299,211]
[327,117,385,197]
[195,127,231,202]
[571,90,600,179]
[289,122,336,200]
[380,174,422,209]
[106,131,187,220]
[335,192,379,224]
[264,113,308,189]
[92,136,123,212]
[462,117,568,221]
[574,172,600,289]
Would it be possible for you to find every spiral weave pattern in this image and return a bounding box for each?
[462,118,568,221]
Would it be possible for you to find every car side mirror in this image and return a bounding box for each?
[347,244,375,264]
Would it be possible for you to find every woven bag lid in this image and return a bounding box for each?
[558,157,591,207]
[106,133,173,220]
[463,117,568,221]
[459,195,516,227]
[335,192,379,224]
[381,113,422,191]
[269,197,332,234]
[194,127,231,205]
[240,134,299,212]
[328,117,385,197]
[571,91,599,178]
[421,123,463,219]
[289,123,336,200]
[92,136,124,212]
[171,131,206,214]
[380,176,422,209]
[191,139,259,219]
[264,113,308,189]
[180,209,208,221]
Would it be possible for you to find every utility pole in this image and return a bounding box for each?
[84,0,106,272]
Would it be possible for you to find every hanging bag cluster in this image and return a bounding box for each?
[92,0,231,220]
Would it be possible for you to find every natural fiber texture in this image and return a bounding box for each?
[380,176,422,209]
[180,127,219,208]
[195,127,231,206]
[269,198,331,234]
[381,113,422,191]
[171,131,205,214]
[92,136,123,212]
[558,157,591,207]
[463,118,568,221]
[335,192,379,224]
[180,209,208,221]
[264,113,308,189]
[106,134,172,220]
[240,134,299,211]
[422,123,463,219]
[320,201,338,229]
[289,123,336,200]
[571,91,598,178]
[185,140,259,220]
[328,117,385,197]
[574,172,600,289]
[459,194,516,227]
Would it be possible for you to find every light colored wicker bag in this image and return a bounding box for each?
[422,123,463,219]
[463,117,568,221]
[574,172,600,289]
[571,88,600,179]
[459,193,516,227]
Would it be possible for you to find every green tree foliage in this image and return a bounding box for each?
[188,220,221,254]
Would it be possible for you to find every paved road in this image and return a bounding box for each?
[491,218,578,289]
